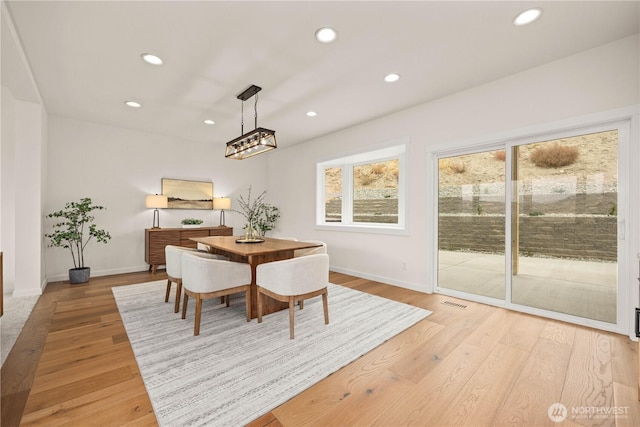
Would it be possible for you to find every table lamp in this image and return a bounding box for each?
[213,197,231,226]
[146,194,168,228]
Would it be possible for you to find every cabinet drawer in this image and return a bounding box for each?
[146,231,180,264]
[180,229,211,239]
[210,227,233,236]
[145,227,233,270]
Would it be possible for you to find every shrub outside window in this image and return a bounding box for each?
[317,143,407,234]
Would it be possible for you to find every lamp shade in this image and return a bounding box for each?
[146,194,168,209]
[213,197,231,210]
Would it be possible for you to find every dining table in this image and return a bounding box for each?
[189,235,323,318]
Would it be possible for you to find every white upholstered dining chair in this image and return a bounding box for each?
[256,253,329,339]
[181,252,252,336]
[165,245,227,313]
[294,240,327,257]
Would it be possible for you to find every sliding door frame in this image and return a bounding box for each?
[426,107,638,337]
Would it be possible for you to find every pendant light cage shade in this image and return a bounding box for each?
[225,127,277,159]
[225,84,277,160]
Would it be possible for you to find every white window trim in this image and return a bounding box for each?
[316,142,408,235]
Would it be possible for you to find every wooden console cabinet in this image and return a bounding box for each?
[145,226,233,273]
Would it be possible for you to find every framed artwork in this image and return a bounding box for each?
[161,178,213,209]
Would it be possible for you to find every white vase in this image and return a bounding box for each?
[182,224,201,228]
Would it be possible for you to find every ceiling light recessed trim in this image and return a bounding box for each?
[125,101,142,108]
[204,119,215,125]
[141,53,163,65]
[315,27,337,43]
[306,111,317,117]
[514,8,542,26]
[384,73,401,83]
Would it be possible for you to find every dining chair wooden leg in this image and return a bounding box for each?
[289,297,295,339]
[194,295,203,336]
[174,281,182,313]
[322,291,329,325]
[299,300,304,310]
[181,294,189,319]
[244,288,251,322]
[165,280,171,302]
[257,289,264,323]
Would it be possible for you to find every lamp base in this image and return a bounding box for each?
[152,209,160,228]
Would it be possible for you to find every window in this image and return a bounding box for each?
[317,143,407,234]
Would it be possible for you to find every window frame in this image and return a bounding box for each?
[316,143,407,235]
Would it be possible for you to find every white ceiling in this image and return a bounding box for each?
[3,1,639,151]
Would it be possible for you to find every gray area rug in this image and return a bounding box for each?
[113,280,431,426]
[1,294,40,366]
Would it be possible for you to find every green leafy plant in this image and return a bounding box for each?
[528,211,544,216]
[256,204,280,236]
[233,186,280,237]
[45,197,111,269]
[181,218,203,225]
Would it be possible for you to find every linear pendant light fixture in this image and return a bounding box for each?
[225,84,277,160]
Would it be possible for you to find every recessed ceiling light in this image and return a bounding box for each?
[384,73,400,83]
[125,101,142,108]
[315,27,337,43]
[514,8,542,26]
[204,119,215,125]
[141,53,163,65]
[306,111,318,117]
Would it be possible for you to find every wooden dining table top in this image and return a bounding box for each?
[189,235,322,258]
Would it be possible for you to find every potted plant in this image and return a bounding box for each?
[181,218,204,228]
[45,197,111,284]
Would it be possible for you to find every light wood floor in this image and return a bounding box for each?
[2,270,638,426]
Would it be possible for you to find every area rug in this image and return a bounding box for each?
[113,280,431,426]
[1,294,40,366]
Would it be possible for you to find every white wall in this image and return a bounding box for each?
[267,35,640,295]
[1,88,47,296]
[2,2,48,297]
[45,116,269,281]
[1,87,17,294]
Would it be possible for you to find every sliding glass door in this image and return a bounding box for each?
[511,131,618,323]
[438,150,506,301]
[437,125,623,328]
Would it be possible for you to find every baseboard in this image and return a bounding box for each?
[329,265,429,294]
[46,264,151,284]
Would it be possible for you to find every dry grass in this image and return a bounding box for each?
[439,159,467,174]
[529,143,579,168]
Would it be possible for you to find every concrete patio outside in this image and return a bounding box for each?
[438,250,617,323]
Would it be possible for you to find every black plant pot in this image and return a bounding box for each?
[69,267,90,284]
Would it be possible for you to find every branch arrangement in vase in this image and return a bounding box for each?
[233,186,280,237]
